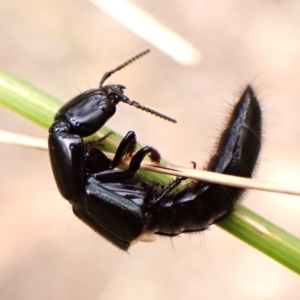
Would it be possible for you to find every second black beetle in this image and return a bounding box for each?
[48,50,261,250]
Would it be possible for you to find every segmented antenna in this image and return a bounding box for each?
[100,49,177,123]
[100,49,150,87]
[119,95,177,123]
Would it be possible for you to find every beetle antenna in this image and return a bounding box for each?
[119,95,177,123]
[100,49,150,87]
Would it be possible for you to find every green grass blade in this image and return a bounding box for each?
[0,68,299,274]
[218,204,300,274]
[0,69,60,129]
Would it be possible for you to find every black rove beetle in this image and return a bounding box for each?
[48,50,261,250]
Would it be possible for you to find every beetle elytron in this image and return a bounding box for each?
[48,50,261,250]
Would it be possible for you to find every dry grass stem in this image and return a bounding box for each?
[1,130,299,197]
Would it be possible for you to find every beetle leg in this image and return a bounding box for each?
[84,131,136,173]
[92,146,160,183]
[111,131,137,168]
[147,177,186,207]
[128,146,160,172]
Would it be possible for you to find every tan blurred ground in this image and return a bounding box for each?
[0,1,300,299]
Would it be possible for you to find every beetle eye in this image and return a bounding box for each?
[108,93,115,101]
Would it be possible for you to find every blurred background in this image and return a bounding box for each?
[0,0,300,299]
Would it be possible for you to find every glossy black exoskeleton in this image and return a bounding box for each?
[49,50,261,250]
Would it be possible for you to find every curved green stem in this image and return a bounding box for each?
[0,68,299,274]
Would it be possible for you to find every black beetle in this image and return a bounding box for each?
[48,50,261,250]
